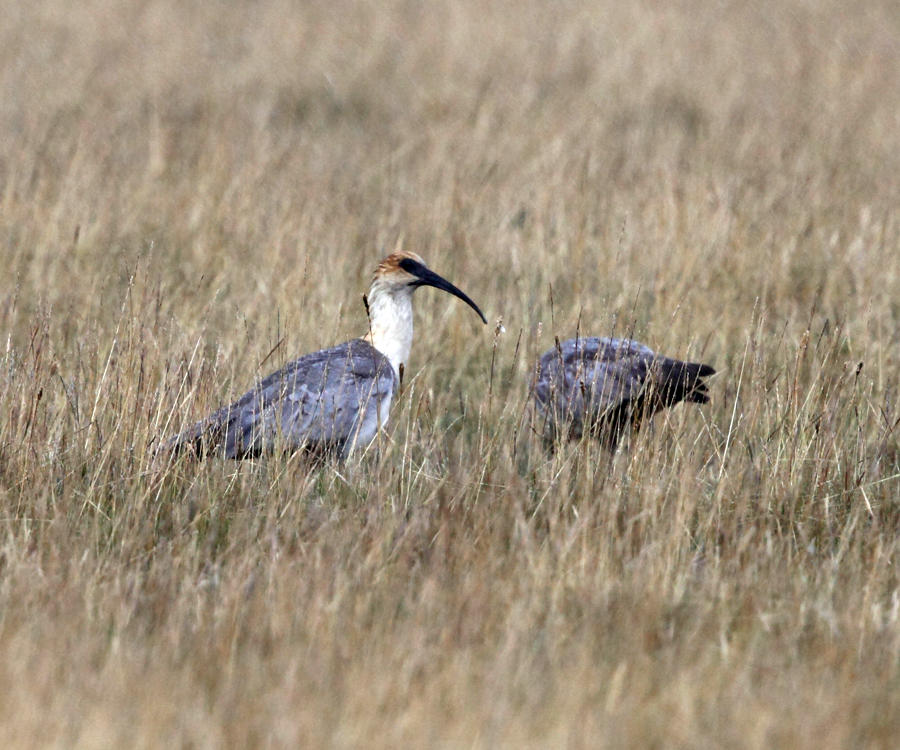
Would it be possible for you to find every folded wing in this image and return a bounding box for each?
[534,337,715,448]
[162,338,397,459]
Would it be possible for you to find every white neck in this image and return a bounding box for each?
[363,281,414,379]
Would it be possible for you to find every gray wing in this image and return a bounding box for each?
[534,337,656,428]
[164,338,397,459]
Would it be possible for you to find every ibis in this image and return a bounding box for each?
[533,336,715,449]
[160,251,486,460]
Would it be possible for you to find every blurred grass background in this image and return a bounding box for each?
[1,0,898,746]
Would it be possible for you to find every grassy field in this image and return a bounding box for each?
[1,0,899,746]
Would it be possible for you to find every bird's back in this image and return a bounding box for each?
[533,337,715,448]
[161,338,397,460]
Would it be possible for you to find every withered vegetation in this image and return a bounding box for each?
[1,1,898,746]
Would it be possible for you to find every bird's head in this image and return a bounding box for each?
[369,251,487,324]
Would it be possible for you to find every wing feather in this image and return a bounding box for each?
[533,336,715,447]
[163,338,396,459]
[535,338,654,430]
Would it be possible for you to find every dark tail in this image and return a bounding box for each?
[154,420,209,463]
[154,409,233,463]
[658,360,716,406]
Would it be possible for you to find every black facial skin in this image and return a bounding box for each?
[398,258,487,324]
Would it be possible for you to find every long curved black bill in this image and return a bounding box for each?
[399,258,487,324]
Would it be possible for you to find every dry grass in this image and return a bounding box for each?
[1,0,899,746]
